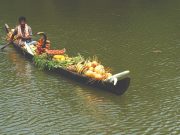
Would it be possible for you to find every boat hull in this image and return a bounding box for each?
[11,40,130,95]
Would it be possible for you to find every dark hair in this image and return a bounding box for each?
[18,16,26,23]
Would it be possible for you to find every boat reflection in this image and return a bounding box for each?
[7,50,34,82]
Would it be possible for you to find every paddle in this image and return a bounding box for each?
[0,34,39,51]
[1,41,12,50]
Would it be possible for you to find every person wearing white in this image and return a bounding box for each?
[10,16,36,55]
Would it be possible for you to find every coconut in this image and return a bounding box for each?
[84,70,90,76]
[94,73,103,80]
[92,61,98,68]
[99,69,106,75]
[89,67,94,71]
[105,73,112,79]
[85,70,93,77]
[94,65,105,74]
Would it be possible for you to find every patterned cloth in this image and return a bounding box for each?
[13,24,32,45]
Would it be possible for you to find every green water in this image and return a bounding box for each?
[0,0,179,134]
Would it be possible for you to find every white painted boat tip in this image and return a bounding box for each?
[105,70,130,85]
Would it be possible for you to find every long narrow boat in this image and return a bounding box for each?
[3,24,130,95]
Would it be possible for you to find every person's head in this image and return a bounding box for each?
[18,16,26,28]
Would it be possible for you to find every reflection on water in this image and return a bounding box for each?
[0,0,179,134]
[7,51,34,83]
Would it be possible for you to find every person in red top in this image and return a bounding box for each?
[10,16,32,46]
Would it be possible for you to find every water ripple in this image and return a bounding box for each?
[1,1,180,134]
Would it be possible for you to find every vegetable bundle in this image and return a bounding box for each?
[33,53,84,70]
[33,52,112,80]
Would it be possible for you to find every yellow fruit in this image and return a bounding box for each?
[106,73,112,78]
[89,67,94,71]
[53,55,65,59]
[99,65,104,69]
[99,69,105,75]
[60,57,65,61]
[53,55,66,61]
[90,72,96,78]
[94,65,105,74]
[94,73,103,80]
[92,61,98,67]
[85,70,93,77]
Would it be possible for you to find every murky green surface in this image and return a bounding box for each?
[0,0,179,134]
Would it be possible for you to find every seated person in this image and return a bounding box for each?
[10,16,33,46]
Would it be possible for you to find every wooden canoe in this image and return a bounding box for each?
[4,24,130,95]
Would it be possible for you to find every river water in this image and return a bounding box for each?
[0,0,179,134]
